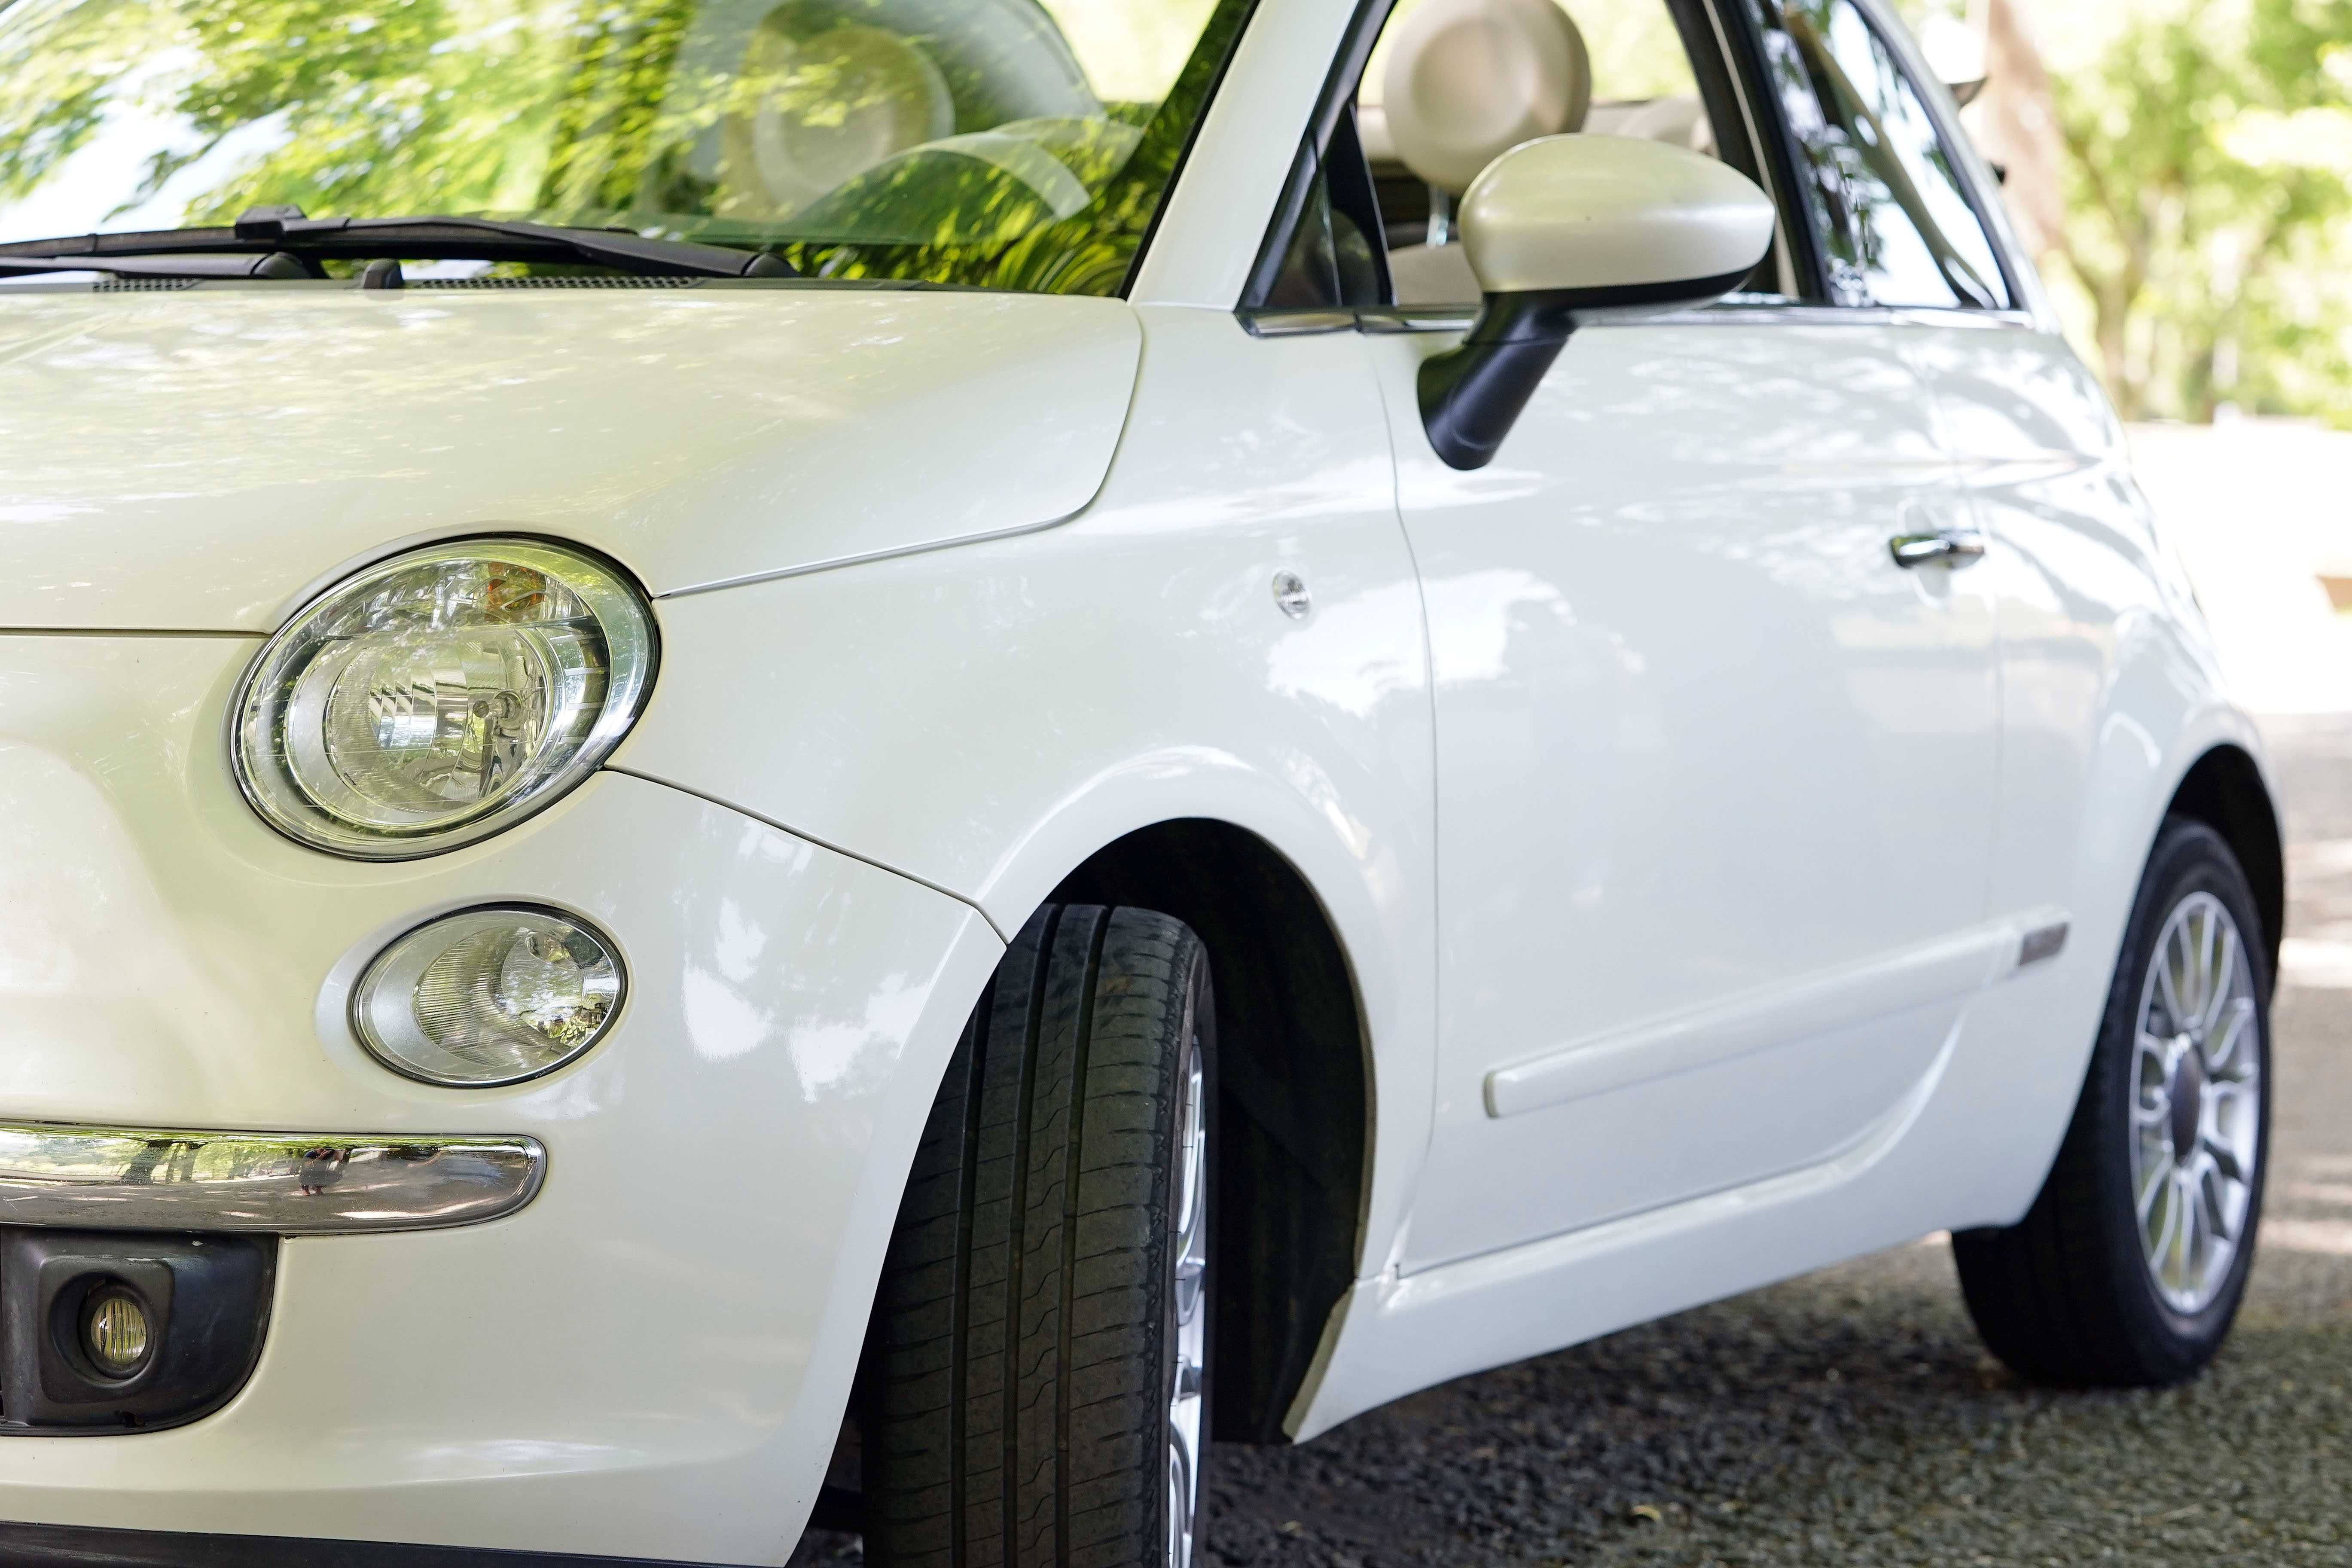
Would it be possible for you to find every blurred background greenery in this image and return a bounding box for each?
[1901,0,2352,427]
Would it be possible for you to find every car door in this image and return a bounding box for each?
[1799,0,2129,963]
[1344,0,2007,1268]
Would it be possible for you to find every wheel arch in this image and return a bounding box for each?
[2163,743,2285,983]
[1047,818,1370,1445]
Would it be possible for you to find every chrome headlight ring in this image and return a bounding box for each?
[232,538,657,860]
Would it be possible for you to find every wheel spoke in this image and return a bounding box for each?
[2200,923,2238,1034]
[2200,1133,2247,1186]
[2194,1156,2239,1243]
[2204,998,2254,1077]
[2134,1032,2172,1124]
[2156,928,2189,1034]
[1165,1422,1195,1568]
[2146,1172,2181,1275]
[2193,907,2219,1022]
[2171,1169,2198,1287]
[2206,1077,2256,1144]
[2137,1148,2175,1222]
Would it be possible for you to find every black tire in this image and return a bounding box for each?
[865,904,1214,1568]
[1954,816,2273,1387]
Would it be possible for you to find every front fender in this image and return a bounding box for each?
[615,307,1439,1288]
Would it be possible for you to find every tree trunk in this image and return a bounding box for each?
[1966,0,2066,261]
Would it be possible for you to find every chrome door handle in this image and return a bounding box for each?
[1887,529,1986,569]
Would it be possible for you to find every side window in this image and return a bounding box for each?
[1748,0,2010,308]
[1351,0,1769,308]
[1263,110,1390,310]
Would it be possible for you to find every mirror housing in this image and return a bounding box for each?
[1419,134,1777,470]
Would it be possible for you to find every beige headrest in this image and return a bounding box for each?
[1381,0,1591,195]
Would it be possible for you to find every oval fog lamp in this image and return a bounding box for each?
[354,907,624,1086]
[82,1287,152,1379]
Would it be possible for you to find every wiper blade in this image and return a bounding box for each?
[0,207,797,280]
[244,209,800,278]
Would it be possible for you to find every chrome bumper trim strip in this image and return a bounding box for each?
[0,1122,545,1234]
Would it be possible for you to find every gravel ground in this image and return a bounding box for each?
[800,718,2352,1568]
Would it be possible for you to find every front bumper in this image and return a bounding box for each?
[0,635,1004,1564]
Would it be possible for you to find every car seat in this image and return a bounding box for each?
[1375,0,1592,304]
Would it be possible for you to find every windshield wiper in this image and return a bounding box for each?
[0,206,797,281]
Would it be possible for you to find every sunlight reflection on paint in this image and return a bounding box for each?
[681,963,771,1063]
[785,974,924,1102]
[1263,580,1423,719]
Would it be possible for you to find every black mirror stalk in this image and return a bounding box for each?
[1418,269,1751,470]
[1417,290,1580,473]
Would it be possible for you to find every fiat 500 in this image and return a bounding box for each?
[0,0,2280,1562]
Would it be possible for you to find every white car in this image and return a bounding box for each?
[0,0,2279,1562]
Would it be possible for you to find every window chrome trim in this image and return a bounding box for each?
[1333,298,2041,335]
[0,1123,546,1234]
[1239,307,1360,337]
[1354,305,1475,333]
[1668,301,2038,328]
[1696,0,1804,299]
[1847,0,2036,314]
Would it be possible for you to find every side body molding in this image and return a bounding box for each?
[1484,912,2069,1120]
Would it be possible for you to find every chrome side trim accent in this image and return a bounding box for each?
[0,1123,546,1234]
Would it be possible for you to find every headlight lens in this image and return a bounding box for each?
[354,906,624,1086]
[234,540,655,858]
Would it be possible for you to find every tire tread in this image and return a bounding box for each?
[867,906,1205,1568]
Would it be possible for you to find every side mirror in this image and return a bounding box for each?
[1419,134,1777,470]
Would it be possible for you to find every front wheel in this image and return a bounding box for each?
[1954,817,2272,1386]
[865,905,1213,1568]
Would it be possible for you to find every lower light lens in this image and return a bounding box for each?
[83,1288,151,1378]
[354,907,624,1086]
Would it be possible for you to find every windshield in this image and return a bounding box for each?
[0,0,1247,293]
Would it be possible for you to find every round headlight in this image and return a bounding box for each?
[354,906,625,1086]
[234,540,655,858]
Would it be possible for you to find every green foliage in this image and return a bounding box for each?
[781,0,1246,292]
[0,0,1249,295]
[2050,0,2352,421]
[0,0,171,207]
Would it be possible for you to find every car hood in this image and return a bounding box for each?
[0,285,1141,630]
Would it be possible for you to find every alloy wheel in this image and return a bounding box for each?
[2130,891,2263,1314]
[1165,1013,1207,1568]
